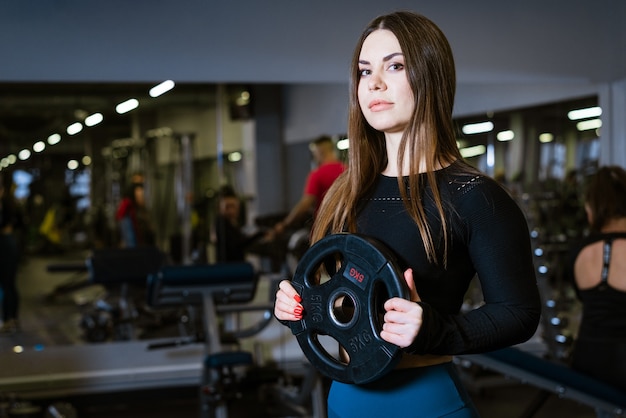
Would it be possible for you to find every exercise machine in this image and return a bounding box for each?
[147,262,326,418]
[458,347,626,418]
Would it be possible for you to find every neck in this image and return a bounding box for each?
[601,217,626,233]
[383,132,415,176]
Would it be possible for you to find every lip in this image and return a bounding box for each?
[368,99,393,111]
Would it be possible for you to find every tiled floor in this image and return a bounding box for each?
[0,251,609,417]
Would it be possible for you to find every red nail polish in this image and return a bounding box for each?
[294,307,303,315]
[294,295,302,303]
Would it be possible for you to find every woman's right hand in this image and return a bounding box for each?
[274,279,303,321]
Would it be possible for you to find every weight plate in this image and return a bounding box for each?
[289,233,409,384]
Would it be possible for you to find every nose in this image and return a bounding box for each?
[368,72,385,91]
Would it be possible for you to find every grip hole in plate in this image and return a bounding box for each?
[305,251,345,287]
[330,291,357,327]
[314,334,349,365]
[371,281,391,333]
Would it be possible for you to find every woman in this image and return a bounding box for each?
[567,166,626,392]
[274,11,541,417]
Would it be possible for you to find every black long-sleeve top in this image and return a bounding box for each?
[356,162,541,355]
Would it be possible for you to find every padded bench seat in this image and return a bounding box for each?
[87,246,166,285]
[461,347,626,417]
[147,262,258,307]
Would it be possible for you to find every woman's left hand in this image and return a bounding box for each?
[380,268,423,348]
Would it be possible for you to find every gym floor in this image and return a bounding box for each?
[1,250,600,418]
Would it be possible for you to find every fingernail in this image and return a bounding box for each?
[294,306,303,315]
[294,295,302,303]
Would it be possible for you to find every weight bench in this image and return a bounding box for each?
[87,246,167,285]
[146,262,269,418]
[46,247,167,341]
[459,347,626,417]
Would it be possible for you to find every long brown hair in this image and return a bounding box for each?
[585,165,626,232]
[311,11,464,265]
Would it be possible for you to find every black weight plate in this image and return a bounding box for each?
[289,233,409,384]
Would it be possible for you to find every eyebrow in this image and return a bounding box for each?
[359,52,403,65]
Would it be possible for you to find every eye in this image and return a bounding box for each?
[387,62,404,71]
[358,68,371,77]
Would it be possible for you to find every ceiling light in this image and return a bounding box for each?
[567,106,602,120]
[227,152,242,162]
[460,145,486,158]
[67,122,83,135]
[539,133,554,143]
[67,160,79,170]
[576,119,602,131]
[337,138,349,150]
[496,130,514,141]
[462,121,494,135]
[33,141,46,152]
[116,98,139,114]
[85,112,104,127]
[48,133,61,145]
[7,154,17,164]
[149,80,175,98]
[82,156,92,166]
[235,91,250,106]
[18,149,31,161]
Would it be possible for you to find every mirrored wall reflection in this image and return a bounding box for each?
[455,95,600,189]
[0,82,258,264]
[454,95,600,247]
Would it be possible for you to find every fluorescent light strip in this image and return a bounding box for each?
[576,118,602,131]
[462,121,494,135]
[149,80,175,98]
[18,149,31,161]
[460,145,486,158]
[33,141,46,152]
[67,122,83,135]
[496,130,514,141]
[567,106,602,120]
[85,112,104,127]
[48,134,61,145]
[228,152,242,162]
[116,98,139,114]
[539,133,554,143]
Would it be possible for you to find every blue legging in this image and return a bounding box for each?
[327,363,480,418]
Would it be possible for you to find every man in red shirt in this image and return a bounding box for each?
[271,135,346,236]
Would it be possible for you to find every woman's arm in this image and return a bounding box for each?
[407,179,541,355]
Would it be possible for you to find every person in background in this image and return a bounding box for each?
[0,176,24,334]
[116,180,155,248]
[566,165,626,392]
[213,185,262,263]
[274,11,540,417]
[270,135,346,237]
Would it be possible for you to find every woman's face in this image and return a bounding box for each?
[357,29,414,134]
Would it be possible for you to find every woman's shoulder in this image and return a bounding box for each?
[573,232,626,251]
